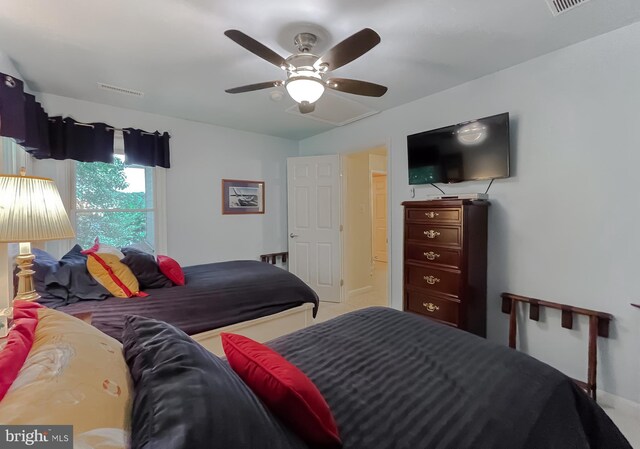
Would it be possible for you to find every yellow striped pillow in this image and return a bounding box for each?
[87,253,141,298]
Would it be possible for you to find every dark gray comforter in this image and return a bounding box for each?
[49,260,318,341]
[268,307,631,449]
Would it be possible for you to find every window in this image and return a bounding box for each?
[74,155,155,252]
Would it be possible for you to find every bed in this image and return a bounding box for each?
[267,307,631,448]
[0,304,631,449]
[37,257,318,352]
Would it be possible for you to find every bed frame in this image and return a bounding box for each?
[191,303,315,356]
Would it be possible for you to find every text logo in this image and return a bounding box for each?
[0,426,72,448]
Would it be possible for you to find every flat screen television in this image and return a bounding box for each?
[407,112,510,185]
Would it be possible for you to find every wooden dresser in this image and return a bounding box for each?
[402,200,489,337]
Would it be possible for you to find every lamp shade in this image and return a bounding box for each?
[0,173,75,242]
[285,71,325,104]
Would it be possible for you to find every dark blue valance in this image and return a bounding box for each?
[47,116,115,163]
[0,74,27,143]
[22,94,51,158]
[123,128,171,168]
[0,71,171,168]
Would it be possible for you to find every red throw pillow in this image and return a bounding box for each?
[157,255,185,286]
[0,301,42,401]
[222,333,341,448]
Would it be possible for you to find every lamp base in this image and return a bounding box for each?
[14,251,40,302]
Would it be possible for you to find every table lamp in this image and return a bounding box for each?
[0,167,74,308]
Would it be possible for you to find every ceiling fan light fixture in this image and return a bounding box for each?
[285,71,325,104]
[224,28,387,104]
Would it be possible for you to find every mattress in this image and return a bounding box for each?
[52,260,318,341]
[268,307,631,449]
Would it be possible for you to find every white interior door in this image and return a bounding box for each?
[371,173,388,263]
[287,155,342,302]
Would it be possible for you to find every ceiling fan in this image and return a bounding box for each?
[224,28,388,114]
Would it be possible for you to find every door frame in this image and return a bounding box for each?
[370,169,387,264]
[339,156,345,302]
[340,146,391,307]
[340,155,346,302]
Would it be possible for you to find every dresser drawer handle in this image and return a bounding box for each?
[423,251,440,261]
[423,230,440,239]
[422,302,440,312]
[425,211,439,218]
[423,275,440,285]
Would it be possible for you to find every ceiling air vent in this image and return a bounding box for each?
[545,0,592,16]
[97,82,144,97]
[286,91,378,126]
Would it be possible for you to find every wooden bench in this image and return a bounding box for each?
[501,292,613,401]
[260,252,288,265]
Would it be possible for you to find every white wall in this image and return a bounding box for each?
[37,93,298,266]
[369,153,387,173]
[0,51,20,79]
[299,22,640,403]
[344,149,389,297]
[343,148,387,296]
[344,151,373,295]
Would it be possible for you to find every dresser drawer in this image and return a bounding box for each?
[406,291,459,326]
[406,207,462,223]
[406,265,460,297]
[406,224,461,246]
[405,245,461,269]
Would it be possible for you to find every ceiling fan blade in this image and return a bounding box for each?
[298,101,315,114]
[316,28,381,71]
[327,78,388,97]
[224,30,287,69]
[225,81,281,94]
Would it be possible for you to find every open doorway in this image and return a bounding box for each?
[343,146,388,309]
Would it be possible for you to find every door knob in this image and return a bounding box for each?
[290,233,299,238]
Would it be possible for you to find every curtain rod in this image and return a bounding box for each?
[48,118,159,136]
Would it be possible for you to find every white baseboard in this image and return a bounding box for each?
[598,390,640,418]
[347,285,373,298]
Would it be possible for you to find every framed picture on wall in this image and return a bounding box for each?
[221,179,265,215]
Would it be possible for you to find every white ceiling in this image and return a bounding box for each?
[1,0,639,140]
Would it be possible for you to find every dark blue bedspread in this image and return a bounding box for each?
[48,260,318,341]
[268,307,631,449]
